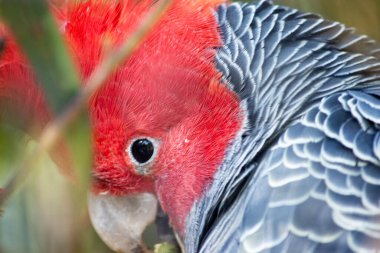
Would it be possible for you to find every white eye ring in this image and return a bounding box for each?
[127,137,159,175]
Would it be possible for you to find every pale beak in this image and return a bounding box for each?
[88,192,157,253]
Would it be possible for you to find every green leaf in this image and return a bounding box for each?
[154,243,180,253]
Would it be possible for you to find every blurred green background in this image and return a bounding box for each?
[278,0,380,40]
[0,1,379,253]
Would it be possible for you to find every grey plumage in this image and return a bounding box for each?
[185,1,380,252]
[238,91,380,253]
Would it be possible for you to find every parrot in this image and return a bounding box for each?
[1,0,380,252]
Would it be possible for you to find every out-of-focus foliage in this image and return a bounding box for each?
[155,243,180,253]
[0,1,379,253]
[277,0,380,41]
[0,0,92,252]
[0,0,81,112]
[0,136,111,253]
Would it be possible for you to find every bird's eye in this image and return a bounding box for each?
[127,137,160,173]
[127,137,159,175]
[131,139,154,164]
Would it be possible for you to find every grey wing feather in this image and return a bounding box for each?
[239,91,380,253]
[188,1,380,252]
[215,1,380,129]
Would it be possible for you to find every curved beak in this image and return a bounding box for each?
[88,192,157,253]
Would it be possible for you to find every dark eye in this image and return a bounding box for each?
[130,138,155,164]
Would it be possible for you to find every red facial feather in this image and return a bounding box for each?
[1,0,243,234]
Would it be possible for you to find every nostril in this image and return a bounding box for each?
[92,173,109,187]
[92,174,117,196]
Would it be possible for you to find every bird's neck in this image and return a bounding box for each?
[154,83,244,235]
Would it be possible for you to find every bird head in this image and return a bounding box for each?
[1,0,244,235]
[62,0,244,232]
[64,1,242,233]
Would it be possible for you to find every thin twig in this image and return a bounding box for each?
[0,0,172,206]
